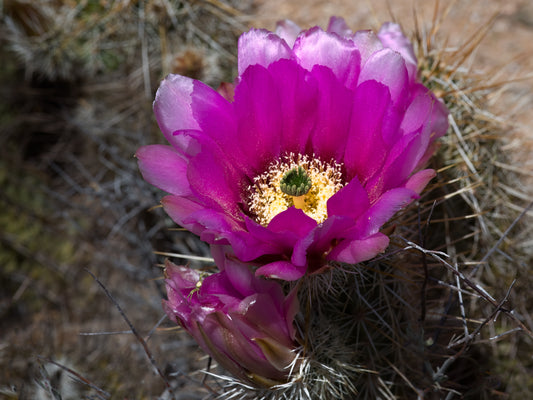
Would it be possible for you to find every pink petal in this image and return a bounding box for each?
[228,221,290,262]
[268,207,317,236]
[186,210,243,244]
[161,195,241,243]
[327,177,371,220]
[154,75,230,142]
[293,27,360,88]
[267,60,319,154]
[238,29,294,76]
[202,313,273,378]
[413,95,449,168]
[163,261,212,324]
[255,260,306,281]
[378,22,417,82]
[196,318,251,381]
[327,232,390,264]
[352,29,383,65]
[136,144,191,196]
[153,75,250,173]
[368,129,430,198]
[343,80,392,182]
[172,129,248,210]
[429,96,449,140]
[153,74,199,144]
[275,19,302,48]
[358,48,408,105]
[400,84,437,134]
[282,287,299,340]
[172,130,244,215]
[161,195,204,234]
[241,294,293,345]
[164,262,198,308]
[233,64,282,173]
[291,216,355,271]
[189,81,236,139]
[355,187,418,236]
[326,16,353,37]
[405,169,436,194]
[228,209,316,263]
[165,262,199,289]
[253,336,297,372]
[310,65,353,161]
[223,259,255,298]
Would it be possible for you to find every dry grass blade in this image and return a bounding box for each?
[85,269,177,400]
[36,356,111,399]
[473,200,533,275]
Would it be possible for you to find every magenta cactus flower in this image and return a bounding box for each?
[137,17,448,281]
[163,258,300,386]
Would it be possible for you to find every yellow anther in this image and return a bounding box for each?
[247,154,344,226]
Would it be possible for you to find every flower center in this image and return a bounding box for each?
[280,166,312,197]
[248,154,344,226]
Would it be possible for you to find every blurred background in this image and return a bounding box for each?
[1,0,532,398]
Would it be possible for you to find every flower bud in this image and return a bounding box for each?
[163,258,300,386]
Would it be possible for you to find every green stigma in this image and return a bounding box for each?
[280,166,312,197]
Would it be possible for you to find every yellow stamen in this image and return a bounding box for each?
[247,153,344,226]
